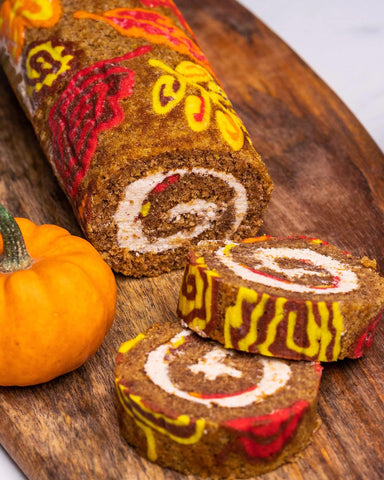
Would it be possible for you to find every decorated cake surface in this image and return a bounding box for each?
[177,236,384,361]
[115,322,322,478]
[0,0,272,277]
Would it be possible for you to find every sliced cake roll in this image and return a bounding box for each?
[0,0,272,276]
[177,236,384,361]
[115,323,322,478]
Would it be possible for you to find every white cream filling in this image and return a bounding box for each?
[168,199,218,223]
[144,330,291,408]
[188,348,243,380]
[113,167,248,254]
[216,244,359,294]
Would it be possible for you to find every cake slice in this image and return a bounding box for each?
[177,236,384,361]
[115,322,322,478]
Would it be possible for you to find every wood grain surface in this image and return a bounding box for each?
[1,0,384,479]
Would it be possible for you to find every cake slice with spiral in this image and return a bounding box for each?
[177,236,384,361]
[115,322,322,477]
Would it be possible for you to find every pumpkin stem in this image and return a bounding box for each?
[0,204,33,272]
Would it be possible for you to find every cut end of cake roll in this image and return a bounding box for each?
[78,146,272,277]
[115,323,322,478]
[177,236,384,361]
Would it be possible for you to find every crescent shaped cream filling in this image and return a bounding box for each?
[216,244,359,294]
[144,330,291,408]
[113,168,248,253]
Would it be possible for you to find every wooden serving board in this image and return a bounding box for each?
[1,0,384,479]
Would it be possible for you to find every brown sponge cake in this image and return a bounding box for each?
[177,236,384,361]
[0,0,272,277]
[115,322,322,478]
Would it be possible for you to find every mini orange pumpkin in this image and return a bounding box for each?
[0,204,117,386]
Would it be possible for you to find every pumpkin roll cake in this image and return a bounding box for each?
[0,0,272,276]
[177,236,384,361]
[115,322,322,478]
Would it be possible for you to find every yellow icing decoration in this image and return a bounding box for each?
[331,302,343,359]
[215,110,244,151]
[222,242,236,257]
[286,302,323,359]
[139,201,151,218]
[129,393,206,445]
[224,285,344,360]
[224,287,269,350]
[317,302,333,360]
[152,73,186,115]
[224,287,256,348]
[118,333,145,354]
[178,257,220,331]
[170,334,186,349]
[255,296,287,356]
[310,238,324,244]
[185,92,211,132]
[242,235,271,243]
[116,380,158,460]
[149,59,247,150]
[140,422,157,461]
[196,256,207,266]
[25,41,73,96]
[238,293,270,351]
[175,61,212,82]
[0,0,62,61]
[285,301,343,361]
[116,382,206,460]
[17,0,60,23]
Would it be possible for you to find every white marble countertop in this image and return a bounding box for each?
[241,0,384,152]
[1,0,383,478]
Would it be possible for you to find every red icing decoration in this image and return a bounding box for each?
[287,235,329,246]
[139,0,196,37]
[191,384,258,400]
[75,8,209,70]
[352,312,382,357]
[193,96,205,122]
[239,263,341,291]
[105,9,205,63]
[152,173,180,194]
[314,361,323,375]
[49,46,151,198]
[239,263,291,285]
[224,400,310,459]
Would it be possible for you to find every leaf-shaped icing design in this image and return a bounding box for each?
[150,59,247,150]
[175,61,212,83]
[74,8,213,75]
[139,0,196,38]
[49,46,151,198]
[22,38,80,109]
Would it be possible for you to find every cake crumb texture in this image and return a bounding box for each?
[115,322,322,478]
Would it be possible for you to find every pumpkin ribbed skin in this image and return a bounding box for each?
[0,217,117,386]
